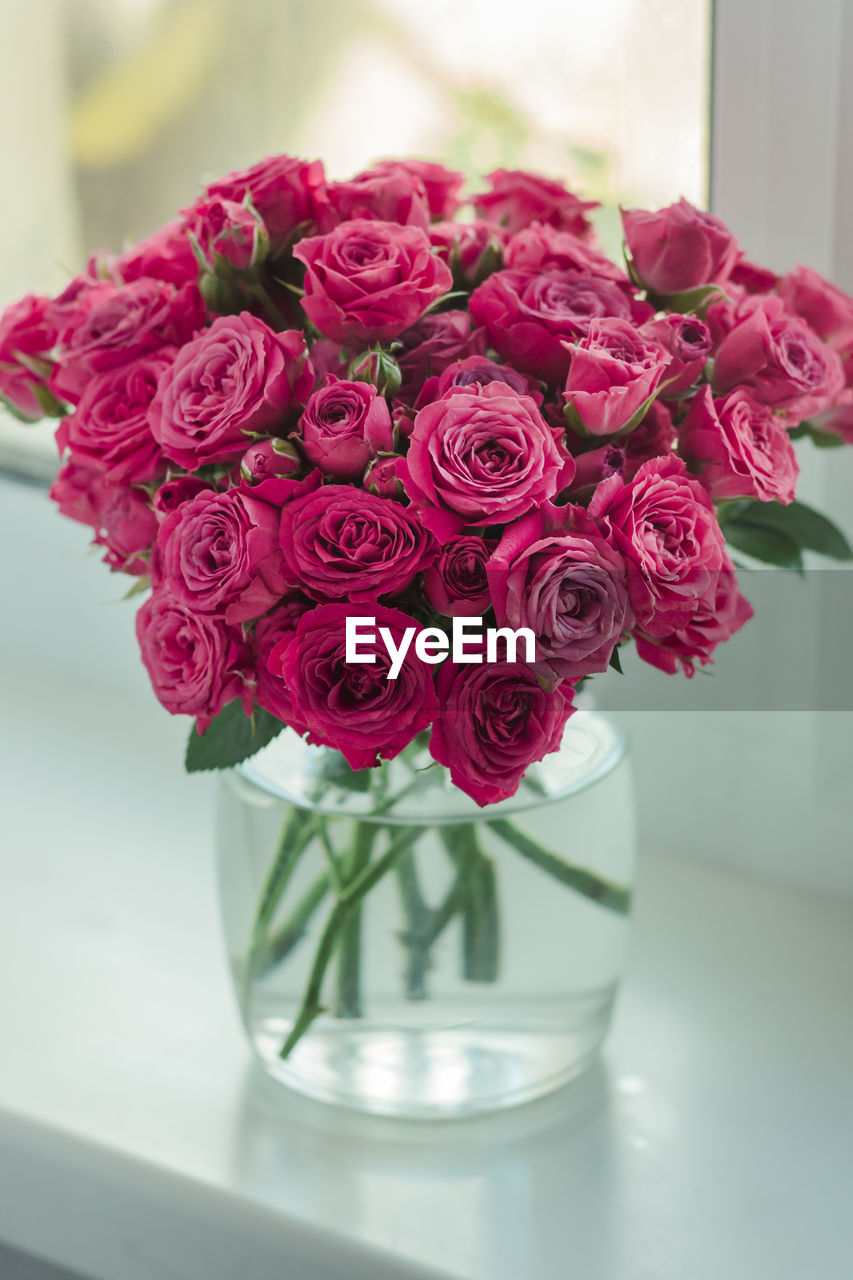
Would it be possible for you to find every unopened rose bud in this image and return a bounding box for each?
[364,453,404,498]
[348,347,402,398]
[241,438,302,483]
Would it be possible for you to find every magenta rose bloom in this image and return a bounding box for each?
[279,485,435,602]
[253,599,311,732]
[371,159,465,220]
[273,603,439,769]
[205,153,328,245]
[325,164,431,230]
[504,222,628,283]
[621,198,741,295]
[635,561,753,677]
[56,350,174,484]
[0,294,58,418]
[240,437,301,483]
[713,295,845,417]
[96,484,158,575]
[417,353,544,408]
[183,197,267,271]
[566,443,628,494]
[114,218,200,287]
[640,313,711,395]
[394,310,486,402]
[153,475,215,520]
[51,278,204,403]
[469,268,647,384]
[136,586,248,731]
[149,313,313,468]
[297,376,393,478]
[293,219,452,346]
[474,169,597,238]
[422,534,495,617]
[399,382,572,540]
[679,386,798,504]
[563,317,670,436]
[487,505,633,681]
[50,455,106,529]
[430,656,576,806]
[154,486,289,624]
[777,265,853,346]
[588,453,726,632]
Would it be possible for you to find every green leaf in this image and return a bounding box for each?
[788,419,845,449]
[0,392,40,423]
[608,645,624,674]
[721,499,853,561]
[721,521,804,573]
[122,575,150,600]
[651,283,729,314]
[185,701,284,773]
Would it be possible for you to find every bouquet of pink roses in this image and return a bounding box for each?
[7,155,853,1074]
[2,155,852,811]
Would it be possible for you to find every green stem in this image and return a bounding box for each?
[439,824,500,983]
[487,818,631,914]
[334,822,376,1019]
[280,824,422,1059]
[394,847,433,1000]
[255,872,330,978]
[250,280,289,329]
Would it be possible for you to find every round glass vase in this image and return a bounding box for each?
[216,711,634,1119]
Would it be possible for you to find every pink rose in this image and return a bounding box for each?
[206,153,327,245]
[240,437,302,483]
[567,443,628,494]
[56,350,174,483]
[635,561,753,677]
[293,219,452,346]
[563,317,670,436]
[429,220,505,286]
[274,602,439,769]
[621,198,740,295]
[364,454,404,498]
[640,313,712,394]
[815,402,853,444]
[253,599,311,732]
[417,354,543,409]
[136,586,249,730]
[474,169,598,238]
[297,376,393,478]
[422,534,495,617]
[371,159,465,220]
[469,268,648,384]
[149,314,313,468]
[325,164,431,230]
[51,278,203,403]
[114,218,199,288]
[96,485,158,575]
[487,504,633,681]
[429,656,576,806]
[399,382,572,540]
[777,265,853,346]
[713,295,846,417]
[49,455,107,530]
[393,310,486,402]
[183,197,267,271]
[729,258,779,294]
[504,222,628,283]
[588,454,726,631]
[153,475,215,519]
[153,486,289,624]
[679,385,798,504]
[0,294,57,418]
[279,485,435,602]
[309,338,348,379]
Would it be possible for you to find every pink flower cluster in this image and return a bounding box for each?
[5,160,853,804]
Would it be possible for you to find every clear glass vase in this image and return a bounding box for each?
[216,711,634,1118]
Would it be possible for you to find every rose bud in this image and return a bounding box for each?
[364,453,404,498]
[153,475,215,520]
[640,313,712,395]
[241,437,302,483]
[621,198,740,297]
[185,196,269,274]
[298,377,394,480]
[422,534,494,617]
[348,347,403,398]
[567,443,627,493]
